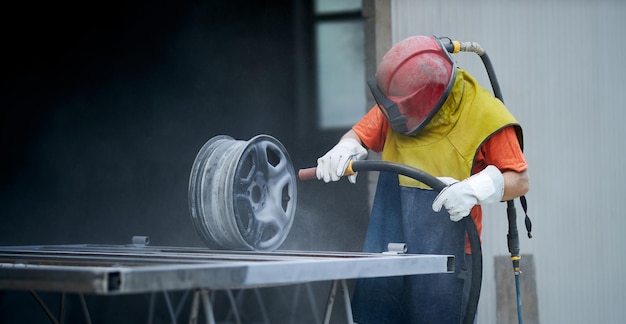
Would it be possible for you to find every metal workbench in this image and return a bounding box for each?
[0,243,454,323]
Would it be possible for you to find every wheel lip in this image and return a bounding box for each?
[188,134,297,251]
[188,135,238,248]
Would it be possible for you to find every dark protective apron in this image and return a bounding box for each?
[352,172,472,324]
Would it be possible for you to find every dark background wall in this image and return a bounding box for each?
[1,0,369,248]
[1,1,370,322]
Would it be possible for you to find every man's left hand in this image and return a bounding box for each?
[432,165,504,222]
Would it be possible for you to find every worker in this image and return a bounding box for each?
[315,35,529,323]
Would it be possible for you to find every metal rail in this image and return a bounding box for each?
[0,244,454,323]
[0,244,453,294]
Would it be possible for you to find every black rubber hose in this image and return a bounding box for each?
[351,160,445,191]
[483,51,525,322]
[479,53,503,102]
[350,160,482,324]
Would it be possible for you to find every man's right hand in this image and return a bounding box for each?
[316,138,367,183]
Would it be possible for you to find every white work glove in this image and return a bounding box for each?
[316,138,368,183]
[432,165,504,222]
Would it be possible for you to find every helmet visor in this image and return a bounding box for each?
[367,73,456,136]
[368,75,456,135]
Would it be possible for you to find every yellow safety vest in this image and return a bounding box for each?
[382,69,523,188]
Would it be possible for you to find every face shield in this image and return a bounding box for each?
[368,36,457,136]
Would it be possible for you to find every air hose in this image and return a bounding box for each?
[442,37,532,324]
[298,161,481,324]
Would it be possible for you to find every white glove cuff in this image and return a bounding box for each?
[467,165,504,204]
[338,138,365,152]
[338,138,368,162]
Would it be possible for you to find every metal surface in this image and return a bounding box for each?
[189,135,297,251]
[0,244,453,295]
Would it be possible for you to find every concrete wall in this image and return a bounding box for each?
[387,0,626,323]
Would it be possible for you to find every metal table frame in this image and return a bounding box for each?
[0,244,454,323]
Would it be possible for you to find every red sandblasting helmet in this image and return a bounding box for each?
[367,35,456,135]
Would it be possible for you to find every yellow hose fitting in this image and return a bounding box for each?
[344,160,356,176]
[452,40,461,53]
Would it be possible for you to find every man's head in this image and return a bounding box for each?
[368,35,456,136]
